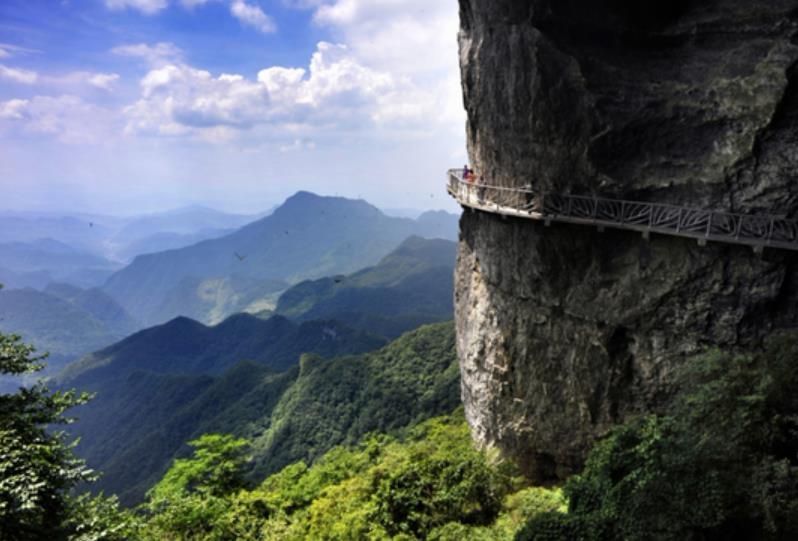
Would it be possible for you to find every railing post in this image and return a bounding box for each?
[706,212,713,239]
[620,201,626,225]
[676,208,683,233]
[735,215,743,241]
[767,218,775,245]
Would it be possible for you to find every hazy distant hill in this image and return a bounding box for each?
[0,214,120,256]
[103,192,459,327]
[0,287,135,379]
[107,206,260,261]
[44,282,139,337]
[0,206,262,267]
[113,205,257,243]
[114,229,233,262]
[67,322,456,505]
[0,266,52,290]
[415,210,460,239]
[275,236,456,338]
[0,239,120,289]
[149,274,288,326]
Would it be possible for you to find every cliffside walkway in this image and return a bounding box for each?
[447,169,798,252]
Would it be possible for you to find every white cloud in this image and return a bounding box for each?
[44,71,122,90]
[0,96,117,144]
[104,0,169,14]
[281,0,325,8]
[88,73,121,90]
[0,43,41,59]
[0,64,38,84]
[230,0,277,33]
[309,0,464,129]
[112,42,183,65]
[0,99,29,120]
[123,40,427,138]
[180,0,217,7]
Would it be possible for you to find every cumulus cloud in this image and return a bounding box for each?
[112,42,183,65]
[230,0,277,33]
[0,96,117,144]
[309,0,463,128]
[123,41,426,138]
[104,0,169,14]
[0,64,38,84]
[22,0,462,149]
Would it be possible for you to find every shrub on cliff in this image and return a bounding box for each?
[137,414,566,540]
[517,335,798,541]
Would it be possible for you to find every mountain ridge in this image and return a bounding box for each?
[102,191,458,327]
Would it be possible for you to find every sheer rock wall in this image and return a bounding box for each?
[455,0,798,480]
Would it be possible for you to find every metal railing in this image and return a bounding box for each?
[447,169,798,252]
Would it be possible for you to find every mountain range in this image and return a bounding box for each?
[0,239,120,290]
[102,192,458,327]
[66,322,456,505]
[0,206,261,270]
[55,235,459,504]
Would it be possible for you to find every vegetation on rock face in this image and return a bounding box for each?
[517,335,798,541]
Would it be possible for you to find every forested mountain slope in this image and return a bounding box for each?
[59,313,384,384]
[67,322,457,505]
[0,287,135,385]
[275,236,456,338]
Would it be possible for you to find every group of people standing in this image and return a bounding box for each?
[461,164,486,203]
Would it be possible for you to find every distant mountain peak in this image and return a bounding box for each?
[276,191,383,217]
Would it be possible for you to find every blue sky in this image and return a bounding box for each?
[0,0,464,215]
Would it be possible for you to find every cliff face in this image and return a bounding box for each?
[455,0,798,481]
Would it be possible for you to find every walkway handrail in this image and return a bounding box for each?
[447,169,798,252]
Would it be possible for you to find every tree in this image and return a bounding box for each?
[0,324,91,538]
[517,335,798,541]
[142,434,250,540]
[0,284,132,541]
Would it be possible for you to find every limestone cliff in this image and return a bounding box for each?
[455,0,798,481]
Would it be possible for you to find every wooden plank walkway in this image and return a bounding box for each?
[447,170,798,252]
